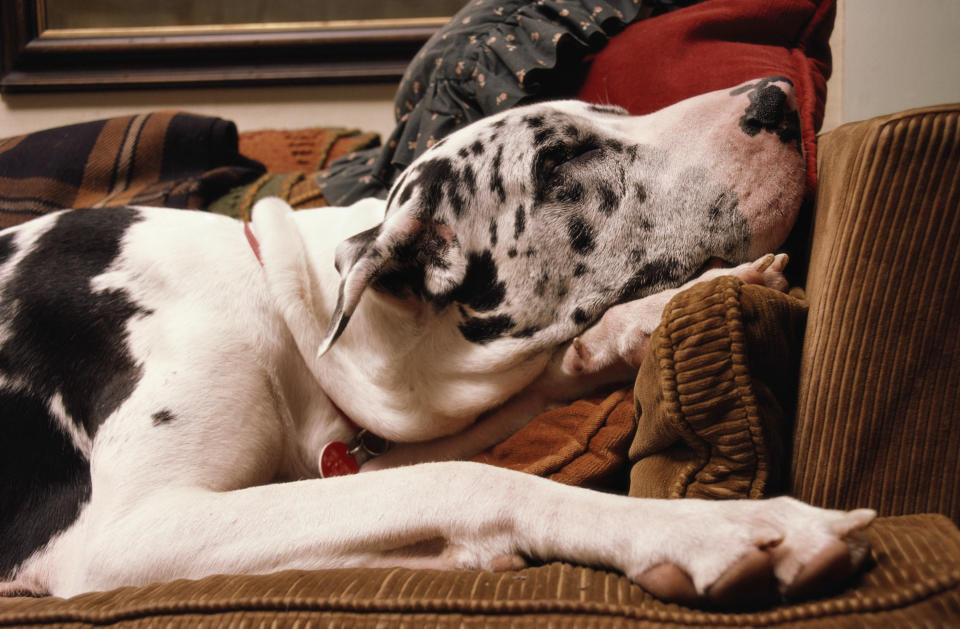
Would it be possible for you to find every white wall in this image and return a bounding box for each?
[0,82,398,138]
[824,0,960,131]
[3,0,959,138]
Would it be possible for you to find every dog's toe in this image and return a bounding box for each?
[706,548,778,609]
[753,253,776,272]
[637,563,699,606]
[781,537,858,601]
[490,553,528,572]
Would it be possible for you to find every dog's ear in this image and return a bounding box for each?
[317,213,467,358]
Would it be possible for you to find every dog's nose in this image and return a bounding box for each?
[744,85,787,130]
[737,78,799,144]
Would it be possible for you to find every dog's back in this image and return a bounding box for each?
[1,208,146,578]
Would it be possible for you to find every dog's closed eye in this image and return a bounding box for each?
[539,143,603,175]
[559,147,603,170]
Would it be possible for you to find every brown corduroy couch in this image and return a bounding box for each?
[2,104,959,627]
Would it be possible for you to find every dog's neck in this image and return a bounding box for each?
[250,199,551,447]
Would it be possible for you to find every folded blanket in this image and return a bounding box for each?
[476,277,808,500]
[0,112,264,229]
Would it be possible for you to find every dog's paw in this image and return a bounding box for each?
[729,253,790,292]
[628,497,875,609]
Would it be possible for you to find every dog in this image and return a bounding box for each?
[0,77,875,607]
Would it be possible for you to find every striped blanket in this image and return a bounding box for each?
[0,111,264,230]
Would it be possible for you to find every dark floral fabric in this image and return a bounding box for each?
[316,0,705,205]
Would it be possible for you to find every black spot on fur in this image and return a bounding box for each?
[408,158,459,217]
[449,189,466,218]
[524,114,546,129]
[373,228,453,300]
[489,219,498,246]
[386,170,410,211]
[0,233,15,265]
[514,205,526,239]
[398,181,415,207]
[490,147,506,203]
[567,216,596,255]
[450,250,505,312]
[508,248,518,258]
[597,182,619,216]
[0,208,148,438]
[572,307,591,324]
[616,256,682,303]
[604,139,626,154]
[535,271,550,297]
[334,224,379,274]
[0,389,91,578]
[556,180,585,204]
[470,140,485,156]
[458,148,470,159]
[534,128,553,146]
[458,314,515,343]
[462,164,477,196]
[511,325,541,338]
[634,183,647,205]
[152,409,176,426]
[709,191,737,221]
[573,263,588,277]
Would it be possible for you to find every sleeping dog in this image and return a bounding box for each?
[0,77,874,606]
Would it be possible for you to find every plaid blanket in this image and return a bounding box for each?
[0,111,264,230]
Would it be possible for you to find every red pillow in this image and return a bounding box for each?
[577,0,835,196]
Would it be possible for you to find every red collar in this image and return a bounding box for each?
[318,396,391,477]
[244,221,263,266]
[243,220,389,477]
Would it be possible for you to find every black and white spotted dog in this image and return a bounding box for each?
[0,77,874,606]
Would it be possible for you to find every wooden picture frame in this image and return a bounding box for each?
[0,0,449,93]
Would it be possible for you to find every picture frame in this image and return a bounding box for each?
[0,0,455,93]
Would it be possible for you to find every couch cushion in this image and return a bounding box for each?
[2,515,958,627]
[630,276,807,500]
[577,0,835,200]
[793,104,960,520]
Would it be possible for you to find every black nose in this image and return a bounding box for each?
[738,78,800,145]
[744,84,788,131]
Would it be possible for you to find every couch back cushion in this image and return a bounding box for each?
[793,104,960,520]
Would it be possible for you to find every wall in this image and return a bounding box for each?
[0,83,398,138]
[3,0,959,138]
[823,0,960,132]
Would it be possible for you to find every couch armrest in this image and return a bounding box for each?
[792,104,960,520]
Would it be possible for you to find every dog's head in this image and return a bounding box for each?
[320,77,805,357]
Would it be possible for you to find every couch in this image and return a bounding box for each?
[2,99,958,629]
[2,0,960,626]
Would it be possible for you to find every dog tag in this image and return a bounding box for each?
[319,441,359,478]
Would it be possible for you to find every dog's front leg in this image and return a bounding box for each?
[56,461,873,607]
[562,253,790,375]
